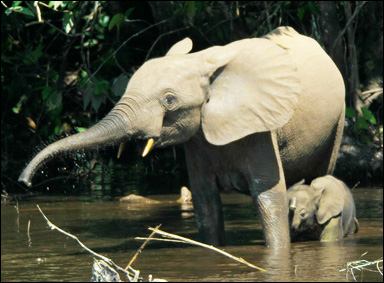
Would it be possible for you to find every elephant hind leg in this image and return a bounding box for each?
[326,104,345,174]
[353,217,360,233]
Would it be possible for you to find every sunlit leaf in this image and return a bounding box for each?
[49,1,63,10]
[5,6,34,17]
[76,127,87,133]
[63,11,74,33]
[99,15,110,27]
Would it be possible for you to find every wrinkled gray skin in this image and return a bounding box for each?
[19,27,345,248]
[287,176,359,242]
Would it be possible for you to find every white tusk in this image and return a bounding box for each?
[117,142,126,159]
[142,138,154,157]
[290,197,297,209]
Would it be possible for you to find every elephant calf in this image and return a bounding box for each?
[287,175,359,242]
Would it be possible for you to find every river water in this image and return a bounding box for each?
[1,188,382,282]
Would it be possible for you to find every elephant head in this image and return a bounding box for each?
[287,175,356,239]
[287,179,322,232]
[19,27,302,187]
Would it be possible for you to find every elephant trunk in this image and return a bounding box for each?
[18,109,132,187]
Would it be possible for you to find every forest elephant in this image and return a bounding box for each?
[19,27,345,248]
[287,176,359,242]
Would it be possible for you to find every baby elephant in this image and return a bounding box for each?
[287,175,359,242]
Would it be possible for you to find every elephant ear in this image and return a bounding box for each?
[201,35,302,145]
[166,38,193,56]
[288,179,306,191]
[311,178,344,225]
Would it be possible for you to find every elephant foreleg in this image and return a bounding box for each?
[190,179,226,246]
[257,181,290,248]
[247,132,290,248]
[184,141,226,246]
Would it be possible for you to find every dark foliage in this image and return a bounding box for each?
[1,1,382,195]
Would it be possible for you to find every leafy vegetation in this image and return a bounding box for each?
[1,1,382,194]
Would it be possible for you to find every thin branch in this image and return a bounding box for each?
[144,26,191,61]
[126,224,162,270]
[90,17,171,80]
[139,227,266,272]
[33,1,42,22]
[36,205,138,281]
[332,1,367,52]
[339,253,383,282]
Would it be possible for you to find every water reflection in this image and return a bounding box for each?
[1,188,383,282]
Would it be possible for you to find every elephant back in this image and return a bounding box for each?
[265,27,345,185]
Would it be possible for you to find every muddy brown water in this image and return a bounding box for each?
[1,188,382,282]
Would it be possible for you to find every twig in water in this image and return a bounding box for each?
[27,220,32,247]
[36,205,138,281]
[126,224,162,270]
[339,252,383,282]
[136,226,266,272]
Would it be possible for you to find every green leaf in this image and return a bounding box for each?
[12,103,22,114]
[112,74,129,98]
[307,2,319,15]
[12,1,23,7]
[362,135,371,145]
[361,107,377,125]
[63,11,74,33]
[49,1,63,10]
[99,15,110,27]
[298,7,305,20]
[42,86,54,101]
[357,117,369,130]
[83,87,92,110]
[76,127,87,133]
[83,39,98,47]
[109,13,124,31]
[93,79,110,96]
[5,6,34,17]
[185,2,196,21]
[91,93,105,112]
[22,47,43,65]
[345,107,355,118]
[125,7,135,18]
[54,124,63,135]
[46,91,62,111]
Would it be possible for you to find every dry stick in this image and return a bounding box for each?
[139,227,266,272]
[351,181,360,191]
[339,252,383,281]
[125,224,162,271]
[36,205,137,281]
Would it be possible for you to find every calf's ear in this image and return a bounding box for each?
[166,38,193,56]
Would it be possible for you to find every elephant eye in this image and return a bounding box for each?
[164,94,176,106]
[299,209,306,218]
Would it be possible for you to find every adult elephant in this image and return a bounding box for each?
[19,27,345,249]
